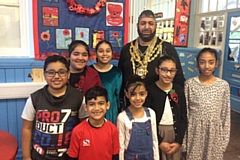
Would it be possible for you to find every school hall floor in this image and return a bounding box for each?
[223,110,240,160]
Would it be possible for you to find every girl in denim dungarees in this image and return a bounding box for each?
[117,75,159,160]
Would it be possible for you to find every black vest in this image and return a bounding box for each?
[30,85,83,160]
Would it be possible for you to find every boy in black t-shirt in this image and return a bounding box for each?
[21,55,88,160]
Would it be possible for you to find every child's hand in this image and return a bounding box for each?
[166,143,180,155]
[159,142,171,153]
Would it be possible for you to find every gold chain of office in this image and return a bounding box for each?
[129,36,165,79]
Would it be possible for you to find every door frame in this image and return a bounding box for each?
[222,11,240,113]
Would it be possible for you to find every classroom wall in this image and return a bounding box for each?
[0,1,222,159]
[0,59,43,160]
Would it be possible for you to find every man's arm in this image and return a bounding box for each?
[118,44,128,109]
[117,44,126,72]
[22,119,33,160]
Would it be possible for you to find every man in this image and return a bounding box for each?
[118,10,185,104]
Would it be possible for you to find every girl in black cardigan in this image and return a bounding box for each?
[145,55,187,160]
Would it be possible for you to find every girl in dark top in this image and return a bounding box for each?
[145,55,187,160]
[68,40,102,94]
[90,40,122,124]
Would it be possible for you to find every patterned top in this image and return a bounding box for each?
[21,85,88,159]
[184,76,230,160]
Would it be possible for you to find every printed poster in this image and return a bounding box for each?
[75,27,90,45]
[56,29,72,49]
[42,7,59,26]
[106,2,123,26]
[173,0,191,47]
[92,30,105,48]
[109,31,123,47]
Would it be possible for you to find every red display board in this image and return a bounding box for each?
[173,0,191,47]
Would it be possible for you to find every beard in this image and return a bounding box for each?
[137,27,156,42]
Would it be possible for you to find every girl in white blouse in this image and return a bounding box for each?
[117,75,159,160]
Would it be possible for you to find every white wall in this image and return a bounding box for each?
[128,0,152,42]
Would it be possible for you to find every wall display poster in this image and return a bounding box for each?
[56,29,72,49]
[178,52,199,79]
[173,0,191,47]
[106,2,123,26]
[33,0,126,60]
[42,7,59,26]
[109,30,123,47]
[92,30,105,48]
[75,27,90,45]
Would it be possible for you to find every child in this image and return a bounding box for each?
[68,40,102,94]
[145,55,187,160]
[90,40,122,124]
[68,86,120,160]
[117,75,159,160]
[184,48,230,160]
[21,55,88,160]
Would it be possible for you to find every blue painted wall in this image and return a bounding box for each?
[0,59,44,160]
[0,48,221,159]
[176,47,222,79]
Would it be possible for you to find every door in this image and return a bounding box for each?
[222,12,240,112]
